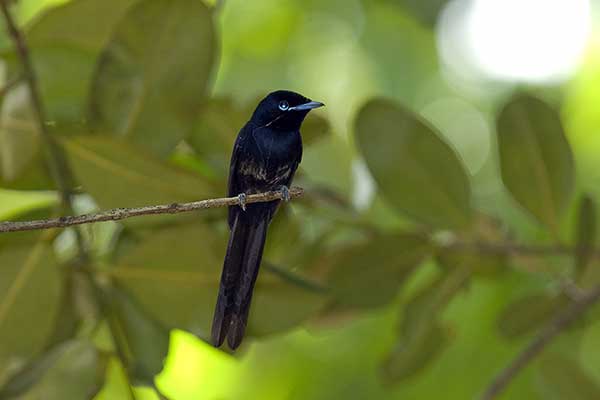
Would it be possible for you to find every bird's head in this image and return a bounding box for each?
[251,90,324,131]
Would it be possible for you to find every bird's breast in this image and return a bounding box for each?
[233,127,300,192]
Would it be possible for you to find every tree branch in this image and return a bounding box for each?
[480,285,600,400]
[0,187,304,233]
[0,0,73,210]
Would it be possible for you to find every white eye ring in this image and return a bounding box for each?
[278,101,290,111]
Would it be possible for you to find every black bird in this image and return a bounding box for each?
[211,90,324,349]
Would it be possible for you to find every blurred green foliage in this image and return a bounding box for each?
[1,0,600,399]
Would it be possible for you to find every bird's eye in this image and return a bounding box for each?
[278,100,290,111]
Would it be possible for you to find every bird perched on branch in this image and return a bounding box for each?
[211,90,324,349]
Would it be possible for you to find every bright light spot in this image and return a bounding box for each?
[468,0,591,82]
[437,0,592,83]
[156,330,238,399]
[352,159,375,210]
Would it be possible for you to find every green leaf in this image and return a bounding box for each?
[42,271,83,350]
[28,45,98,131]
[1,0,139,131]
[382,265,470,382]
[393,0,450,26]
[248,277,327,338]
[26,0,138,49]
[262,262,327,295]
[262,208,309,268]
[497,293,569,339]
[0,190,57,222]
[106,286,170,385]
[0,85,41,182]
[0,236,63,367]
[188,98,248,176]
[110,223,327,341]
[110,223,222,331]
[0,340,106,399]
[0,83,53,190]
[400,265,471,335]
[0,162,54,191]
[92,357,135,400]
[355,98,472,230]
[382,321,449,382]
[90,0,216,156]
[575,195,597,280]
[537,353,600,400]
[1,45,97,133]
[497,95,575,232]
[361,3,438,104]
[436,241,506,278]
[327,233,431,308]
[0,346,60,398]
[63,136,216,224]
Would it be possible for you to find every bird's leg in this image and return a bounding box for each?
[279,185,290,202]
[238,193,247,211]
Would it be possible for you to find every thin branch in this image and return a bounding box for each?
[1,4,144,398]
[480,285,600,400]
[0,1,73,209]
[0,73,22,97]
[263,261,328,294]
[0,187,304,233]
[446,239,600,260]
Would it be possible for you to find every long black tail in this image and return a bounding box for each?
[211,212,268,349]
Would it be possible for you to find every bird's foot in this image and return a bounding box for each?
[279,185,290,202]
[238,193,247,211]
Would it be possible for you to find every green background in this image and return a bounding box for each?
[1,0,600,399]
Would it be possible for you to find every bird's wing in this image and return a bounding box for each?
[282,132,302,188]
[227,124,252,228]
[227,133,243,198]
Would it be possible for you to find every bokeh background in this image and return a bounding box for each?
[1,0,600,399]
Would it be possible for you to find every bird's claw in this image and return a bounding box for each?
[238,193,247,211]
[279,186,290,202]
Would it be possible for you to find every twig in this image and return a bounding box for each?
[446,240,600,260]
[0,73,22,97]
[263,261,328,294]
[0,187,304,233]
[480,286,600,400]
[0,1,73,209]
